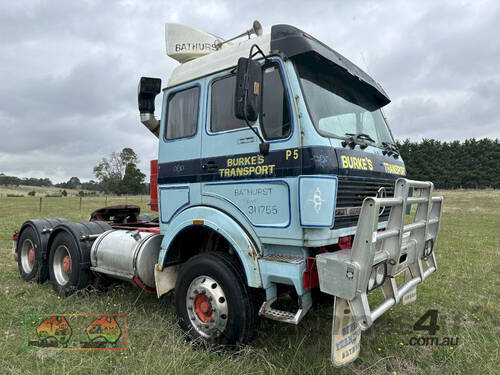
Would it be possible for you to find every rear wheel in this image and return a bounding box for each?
[174,252,258,348]
[18,227,48,283]
[48,232,91,296]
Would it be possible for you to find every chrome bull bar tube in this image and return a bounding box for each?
[316,178,443,330]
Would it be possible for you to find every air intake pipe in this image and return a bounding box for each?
[138,77,162,137]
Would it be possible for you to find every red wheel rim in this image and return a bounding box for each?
[194,294,213,323]
[28,248,35,264]
[62,255,71,274]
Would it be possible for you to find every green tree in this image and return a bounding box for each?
[120,162,146,194]
[67,177,81,189]
[93,148,145,194]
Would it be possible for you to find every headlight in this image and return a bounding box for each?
[423,239,434,258]
[367,262,386,292]
[375,263,385,285]
[367,274,376,291]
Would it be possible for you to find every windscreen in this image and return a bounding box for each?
[294,54,395,147]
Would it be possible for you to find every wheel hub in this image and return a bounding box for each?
[28,248,35,264]
[20,239,35,273]
[53,245,71,286]
[194,294,213,323]
[62,255,71,274]
[186,276,228,338]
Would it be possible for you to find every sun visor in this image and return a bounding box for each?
[271,24,390,109]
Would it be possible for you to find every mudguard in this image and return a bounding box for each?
[17,218,68,261]
[47,221,111,269]
[158,206,262,288]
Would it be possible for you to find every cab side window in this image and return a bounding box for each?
[211,75,247,132]
[165,86,200,140]
[210,63,291,139]
[260,65,291,140]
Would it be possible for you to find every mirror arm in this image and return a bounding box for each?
[246,45,269,154]
[243,94,269,155]
[249,44,269,62]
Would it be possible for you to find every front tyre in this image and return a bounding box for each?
[174,252,257,348]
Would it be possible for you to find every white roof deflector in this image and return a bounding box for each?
[165,23,224,63]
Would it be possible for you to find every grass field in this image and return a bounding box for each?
[0,191,498,374]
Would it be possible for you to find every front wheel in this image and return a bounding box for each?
[174,252,258,348]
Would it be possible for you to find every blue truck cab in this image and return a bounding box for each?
[136,24,444,364]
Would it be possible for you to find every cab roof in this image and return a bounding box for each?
[167,34,271,88]
[166,24,390,108]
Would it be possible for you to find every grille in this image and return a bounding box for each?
[334,177,396,229]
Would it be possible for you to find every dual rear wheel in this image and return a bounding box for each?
[17,228,90,295]
[47,232,90,295]
[18,227,48,283]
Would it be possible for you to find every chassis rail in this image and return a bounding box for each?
[316,178,443,329]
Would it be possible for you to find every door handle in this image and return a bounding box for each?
[202,161,218,170]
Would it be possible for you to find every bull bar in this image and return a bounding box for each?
[316,178,443,330]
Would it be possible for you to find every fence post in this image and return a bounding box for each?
[39,197,42,212]
[126,194,128,205]
[79,196,82,211]
[105,195,108,206]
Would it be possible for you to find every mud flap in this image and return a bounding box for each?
[331,297,361,366]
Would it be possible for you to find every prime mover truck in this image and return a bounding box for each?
[13,21,443,366]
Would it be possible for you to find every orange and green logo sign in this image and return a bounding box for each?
[25,314,125,350]
[86,316,122,344]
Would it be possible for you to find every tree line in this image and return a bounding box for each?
[1,148,149,195]
[397,138,500,189]
[0,175,53,187]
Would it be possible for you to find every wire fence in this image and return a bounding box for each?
[0,195,154,225]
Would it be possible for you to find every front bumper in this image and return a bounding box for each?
[316,178,443,329]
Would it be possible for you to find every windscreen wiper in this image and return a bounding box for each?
[342,133,375,150]
[381,142,400,158]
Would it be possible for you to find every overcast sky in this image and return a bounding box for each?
[0,0,499,183]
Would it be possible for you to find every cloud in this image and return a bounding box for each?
[0,0,499,182]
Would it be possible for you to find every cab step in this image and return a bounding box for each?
[258,296,311,325]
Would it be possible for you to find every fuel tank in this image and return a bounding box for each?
[90,230,163,288]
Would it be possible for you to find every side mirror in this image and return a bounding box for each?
[138,77,162,114]
[234,57,261,123]
[138,77,162,136]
